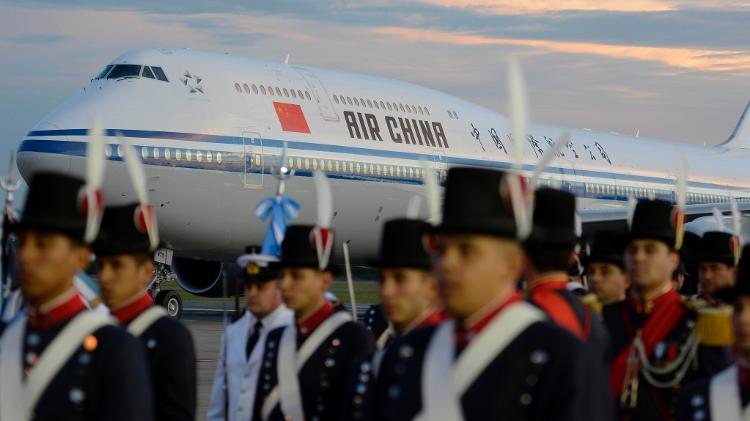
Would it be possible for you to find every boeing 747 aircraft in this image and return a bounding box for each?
[15,48,750,298]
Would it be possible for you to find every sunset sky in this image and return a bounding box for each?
[1,0,749,169]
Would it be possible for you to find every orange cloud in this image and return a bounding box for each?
[418,0,675,13]
[372,27,750,73]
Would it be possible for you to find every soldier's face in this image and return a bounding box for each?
[280,268,331,317]
[15,230,91,308]
[698,262,736,295]
[378,268,437,333]
[624,239,678,293]
[733,296,750,355]
[246,280,283,319]
[432,234,522,320]
[588,261,630,305]
[96,254,153,309]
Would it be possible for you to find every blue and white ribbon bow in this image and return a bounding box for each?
[256,195,301,257]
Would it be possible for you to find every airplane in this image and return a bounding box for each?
[15,47,750,303]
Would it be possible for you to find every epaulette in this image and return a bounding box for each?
[688,299,734,347]
[579,293,602,316]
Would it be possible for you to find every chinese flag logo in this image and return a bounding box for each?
[273,102,311,134]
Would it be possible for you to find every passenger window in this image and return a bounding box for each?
[96,65,113,79]
[175,149,182,160]
[297,157,302,168]
[304,158,309,170]
[207,151,213,162]
[255,155,261,166]
[197,151,203,162]
[216,152,222,164]
[152,148,159,159]
[151,67,168,82]
[108,64,141,79]
[186,150,192,161]
[313,160,318,170]
[141,147,148,160]
[164,149,171,160]
[142,66,156,79]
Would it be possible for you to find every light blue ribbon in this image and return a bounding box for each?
[256,195,301,257]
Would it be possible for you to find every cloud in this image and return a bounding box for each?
[8,33,69,44]
[372,26,750,73]
[417,0,675,13]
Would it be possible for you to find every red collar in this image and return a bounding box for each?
[528,276,569,294]
[298,301,334,336]
[27,292,87,329]
[111,293,153,324]
[417,310,447,330]
[455,292,523,348]
[630,286,681,314]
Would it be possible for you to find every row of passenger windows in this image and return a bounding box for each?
[104,145,223,164]
[233,83,313,101]
[332,94,432,117]
[279,156,434,179]
[95,65,169,82]
[586,182,750,203]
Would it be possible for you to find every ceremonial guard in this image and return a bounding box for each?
[0,172,153,420]
[373,167,608,421]
[94,203,197,421]
[585,230,630,305]
[207,246,293,421]
[696,231,739,303]
[676,244,750,421]
[251,223,375,421]
[604,199,733,420]
[370,218,443,348]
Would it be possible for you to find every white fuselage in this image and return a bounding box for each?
[16,48,750,262]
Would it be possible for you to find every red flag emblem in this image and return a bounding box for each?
[273,102,310,134]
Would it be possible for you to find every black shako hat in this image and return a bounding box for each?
[93,203,153,256]
[524,187,578,250]
[236,246,280,285]
[275,224,337,272]
[716,244,750,302]
[370,218,431,269]
[13,172,88,242]
[628,199,682,250]
[585,230,626,269]
[698,231,740,267]
[432,167,517,238]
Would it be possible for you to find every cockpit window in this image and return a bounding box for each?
[95,65,113,79]
[151,67,168,82]
[107,65,142,79]
[142,66,155,79]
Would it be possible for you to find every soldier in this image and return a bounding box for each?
[207,246,293,421]
[0,172,152,420]
[676,244,750,420]
[94,203,196,420]
[252,224,375,421]
[604,199,733,420]
[374,167,608,421]
[586,230,630,305]
[370,218,444,348]
[696,231,739,303]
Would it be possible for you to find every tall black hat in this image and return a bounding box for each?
[93,203,155,256]
[716,244,750,301]
[698,231,740,267]
[236,246,280,285]
[276,225,336,272]
[524,188,577,250]
[13,172,89,242]
[370,218,431,269]
[628,199,683,250]
[585,230,625,269]
[432,167,517,238]
[681,231,701,265]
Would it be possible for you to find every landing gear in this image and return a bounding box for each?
[148,262,183,320]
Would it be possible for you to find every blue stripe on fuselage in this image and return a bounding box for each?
[20,129,736,191]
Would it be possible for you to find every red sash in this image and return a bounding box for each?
[528,279,587,340]
[609,288,686,398]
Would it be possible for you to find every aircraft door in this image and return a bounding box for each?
[242,131,264,189]
[294,67,340,122]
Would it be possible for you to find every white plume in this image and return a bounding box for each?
[86,118,105,190]
[508,57,528,170]
[314,171,332,228]
[406,195,423,220]
[530,132,571,189]
[675,147,688,212]
[118,135,148,205]
[626,196,638,229]
[712,207,726,232]
[419,160,441,225]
